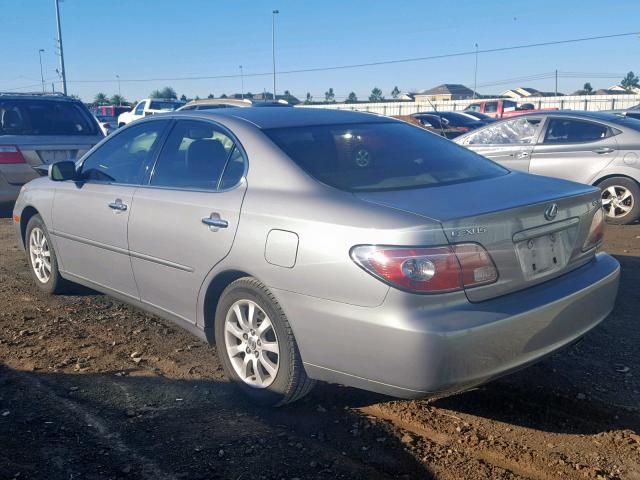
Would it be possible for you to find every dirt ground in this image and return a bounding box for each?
[0,216,638,480]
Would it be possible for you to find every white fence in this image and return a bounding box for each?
[300,94,640,115]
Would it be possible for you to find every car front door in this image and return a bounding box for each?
[51,120,170,298]
[459,116,542,172]
[529,117,618,183]
[127,119,247,324]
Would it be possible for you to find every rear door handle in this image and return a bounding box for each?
[202,215,228,231]
[510,151,529,158]
[108,200,128,212]
[593,147,614,154]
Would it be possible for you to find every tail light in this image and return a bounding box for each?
[0,145,26,164]
[103,123,111,129]
[582,207,605,251]
[351,243,498,294]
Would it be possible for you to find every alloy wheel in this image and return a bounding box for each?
[224,299,280,388]
[29,227,51,283]
[601,185,634,219]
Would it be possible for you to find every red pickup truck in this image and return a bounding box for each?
[464,99,557,119]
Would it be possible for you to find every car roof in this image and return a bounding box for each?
[0,92,80,102]
[513,110,631,122]
[171,106,391,129]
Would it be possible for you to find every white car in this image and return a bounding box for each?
[117,98,185,126]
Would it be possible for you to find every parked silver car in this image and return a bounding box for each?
[0,93,103,205]
[454,111,640,224]
[13,108,619,406]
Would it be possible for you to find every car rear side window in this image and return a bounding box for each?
[150,120,243,191]
[0,99,97,136]
[544,119,609,144]
[264,122,508,192]
[80,121,168,184]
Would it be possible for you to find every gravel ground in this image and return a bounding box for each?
[0,216,638,480]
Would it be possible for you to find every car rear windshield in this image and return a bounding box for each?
[149,101,183,111]
[264,122,508,192]
[0,99,97,136]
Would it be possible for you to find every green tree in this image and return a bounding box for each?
[207,93,215,99]
[94,92,109,105]
[369,87,384,102]
[180,94,188,102]
[346,92,358,103]
[391,86,401,99]
[150,86,177,99]
[220,93,228,98]
[324,88,335,103]
[110,94,126,106]
[245,92,254,99]
[582,82,594,95]
[621,71,640,91]
[305,92,313,104]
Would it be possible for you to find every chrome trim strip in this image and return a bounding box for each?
[51,230,194,272]
[512,217,580,242]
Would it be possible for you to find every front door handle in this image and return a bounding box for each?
[202,215,228,231]
[593,147,614,154]
[509,151,529,158]
[108,200,128,212]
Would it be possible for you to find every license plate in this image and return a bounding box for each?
[38,150,73,164]
[515,231,571,280]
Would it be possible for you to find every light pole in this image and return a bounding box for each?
[272,9,279,100]
[473,43,479,99]
[116,74,121,103]
[38,49,45,93]
[239,65,244,100]
[54,0,67,95]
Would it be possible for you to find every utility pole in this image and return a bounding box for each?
[239,65,244,100]
[473,43,479,99]
[38,49,45,93]
[54,0,67,95]
[116,74,121,103]
[554,69,558,97]
[272,10,279,100]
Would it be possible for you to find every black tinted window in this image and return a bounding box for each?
[149,101,183,111]
[150,120,241,190]
[544,119,609,144]
[484,102,498,113]
[0,99,97,136]
[81,121,167,184]
[265,122,507,192]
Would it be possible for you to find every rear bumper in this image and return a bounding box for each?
[274,252,620,398]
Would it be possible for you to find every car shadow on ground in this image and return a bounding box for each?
[0,363,434,480]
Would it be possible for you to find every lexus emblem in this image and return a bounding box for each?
[544,203,558,221]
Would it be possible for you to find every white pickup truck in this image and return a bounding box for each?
[117,98,185,126]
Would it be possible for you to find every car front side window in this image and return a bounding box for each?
[543,119,610,144]
[467,117,541,145]
[149,120,244,191]
[80,121,167,184]
[134,102,145,115]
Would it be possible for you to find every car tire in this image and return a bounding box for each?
[598,177,640,225]
[214,277,315,406]
[25,214,70,294]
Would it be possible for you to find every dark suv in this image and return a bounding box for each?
[0,93,103,205]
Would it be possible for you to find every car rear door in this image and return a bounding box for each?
[529,117,618,184]
[127,119,247,324]
[458,116,543,172]
[51,119,170,298]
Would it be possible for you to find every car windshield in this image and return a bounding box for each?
[435,112,480,126]
[0,99,97,136]
[96,115,117,123]
[149,101,184,111]
[264,122,508,192]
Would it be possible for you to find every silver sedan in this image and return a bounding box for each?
[454,111,640,224]
[13,108,619,406]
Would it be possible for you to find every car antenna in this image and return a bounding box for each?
[424,96,447,138]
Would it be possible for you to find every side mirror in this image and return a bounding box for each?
[48,161,77,182]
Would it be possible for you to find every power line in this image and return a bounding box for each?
[57,31,639,85]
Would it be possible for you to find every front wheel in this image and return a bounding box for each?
[25,214,70,294]
[599,177,640,224]
[214,277,315,406]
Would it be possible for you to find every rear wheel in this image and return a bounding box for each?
[214,277,315,406]
[25,214,70,294]
[598,177,640,224]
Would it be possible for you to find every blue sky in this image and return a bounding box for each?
[0,0,638,102]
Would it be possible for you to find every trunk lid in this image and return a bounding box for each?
[355,171,602,301]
